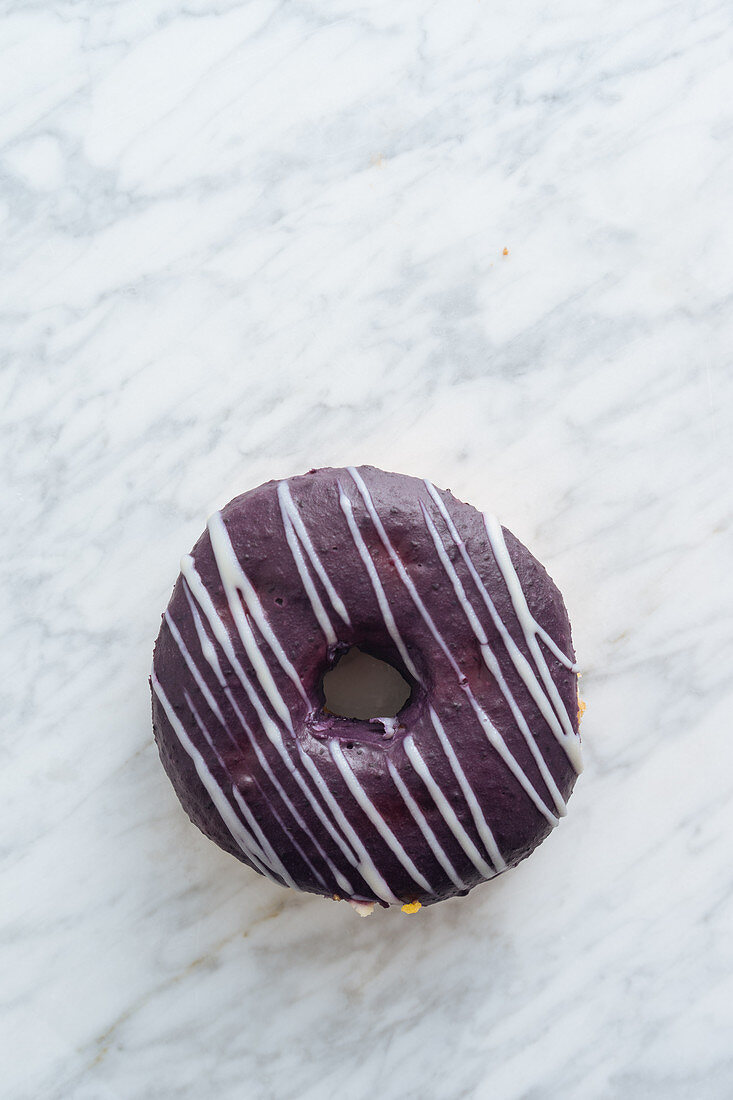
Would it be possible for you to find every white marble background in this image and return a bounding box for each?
[3,0,733,1096]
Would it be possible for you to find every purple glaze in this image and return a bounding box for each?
[151,465,581,907]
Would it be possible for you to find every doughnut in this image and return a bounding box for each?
[151,465,582,913]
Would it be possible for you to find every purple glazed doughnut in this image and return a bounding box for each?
[151,465,582,913]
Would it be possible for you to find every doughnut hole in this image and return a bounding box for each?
[322,646,411,720]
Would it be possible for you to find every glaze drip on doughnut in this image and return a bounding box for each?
[151,465,581,908]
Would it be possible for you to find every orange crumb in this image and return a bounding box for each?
[332,894,341,902]
[502,247,509,256]
[401,901,422,915]
[578,698,586,721]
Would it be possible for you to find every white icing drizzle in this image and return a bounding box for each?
[223,685,360,887]
[403,735,497,880]
[288,749,362,885]
[338,486,421,681]
[185,692,300,890]
[420,503,568,817]
[387,759,467,890]
[483,513,583,774]
[467,696,558,825]
[221,686,347,893]
[181,556,288,750]
[346,468,557,825]
[164,611,225,725]
[181,563,363,895]
[427,708,507,872]
[183,686,334,891]
[297,747,400,905]
[280,504,337,645]
[151,672,282,885]
[217,681,354,894]
[535,623,578,671]
[208,510,309,719]
[278,481,351,635]
[183,582,225,684]
[229,783,299,889]
[423,479,581,775]
[329,740,433,895]
[170,609,326,884]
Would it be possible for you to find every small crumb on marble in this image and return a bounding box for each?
[348,900,376,917]
[502,247,509,256]
[401,901,422,914]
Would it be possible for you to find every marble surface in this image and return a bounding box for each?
[3,0,733,1096]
